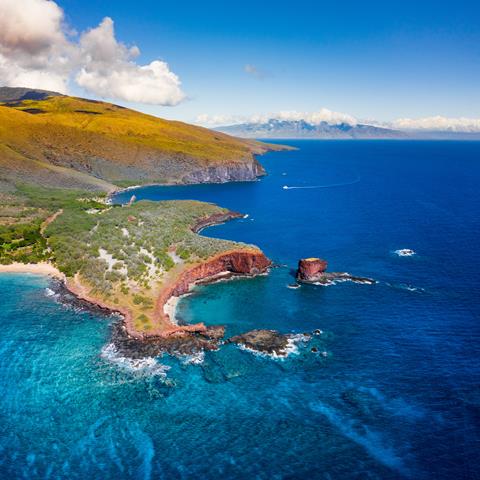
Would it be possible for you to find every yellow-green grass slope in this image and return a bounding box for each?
[0,92,277,192]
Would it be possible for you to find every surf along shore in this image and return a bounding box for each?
[1,211,271,342]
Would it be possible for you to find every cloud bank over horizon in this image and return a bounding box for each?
[0,0,185,105]
[196,109,480,133]
[196,108,359,128]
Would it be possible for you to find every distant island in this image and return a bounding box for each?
[216,118,405,139]
[215,118,480,140]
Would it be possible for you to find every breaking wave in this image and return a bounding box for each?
[100,343,170,378]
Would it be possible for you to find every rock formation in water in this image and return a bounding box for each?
[296,258,375,285]
[297,258,328,281]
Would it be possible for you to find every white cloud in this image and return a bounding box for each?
[76,18,185,105]
[196,108,358,127]
[195,113,249,126]
[271,109,358,126]
[0,0,66,55]
[392,116,480,132]
[0,0,72,92]
[196,109,480,133]
[0,0,185,105]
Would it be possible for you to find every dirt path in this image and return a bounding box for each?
[40,209,63,234]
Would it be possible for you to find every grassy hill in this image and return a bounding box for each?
[0,88,276,192]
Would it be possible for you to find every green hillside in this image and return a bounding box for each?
[0,88,276,192]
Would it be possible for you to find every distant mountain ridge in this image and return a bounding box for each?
[216,119,406,139]
[0,87,63,103]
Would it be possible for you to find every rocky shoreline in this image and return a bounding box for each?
[150,247,271,339]
[67,208,271,343]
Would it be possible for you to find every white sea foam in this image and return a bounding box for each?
[386,282,424,293]
[180,351,205,365]
[394,248,416,257]
[44,287,56,297]
[309,401,407,474]
[238,333,310,360]
[100,343,170,377]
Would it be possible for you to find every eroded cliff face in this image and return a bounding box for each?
[152,249,271,338]
[192,211,244,233]
[296,258,328,281]
[181,158,265,184]
[296,257,375,286]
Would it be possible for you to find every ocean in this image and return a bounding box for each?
[1,140,479,479]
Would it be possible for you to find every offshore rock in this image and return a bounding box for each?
[228,329,311,357]
[297,258,328,281]
[296,257,375,285]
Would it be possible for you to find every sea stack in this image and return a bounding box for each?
[296,257,376,285]
[296,258,328,282]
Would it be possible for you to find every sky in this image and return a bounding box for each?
[1,0,479,130]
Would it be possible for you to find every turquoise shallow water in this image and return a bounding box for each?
[2,141,480,479]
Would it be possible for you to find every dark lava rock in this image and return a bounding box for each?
[111,322,225,359]
[228,329,312,356]
[228,329,290,356]
[199,325,226,340]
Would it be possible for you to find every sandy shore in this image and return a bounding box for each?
[0,262,65,280]
[163,295,181,325]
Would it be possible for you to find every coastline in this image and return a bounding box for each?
[0,262,65,280]
[0,208,270,343]
[106,141,293,204]
[64,247,270,341]
[0,243,270,344]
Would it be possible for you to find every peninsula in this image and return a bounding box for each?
[0,87,278,345]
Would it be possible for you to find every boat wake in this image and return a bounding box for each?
[283,177,360,190]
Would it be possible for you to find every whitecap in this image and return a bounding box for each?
[394,248,416,257]
[180,351,205,365]
[100,343,170,377]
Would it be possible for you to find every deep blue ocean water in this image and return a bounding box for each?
[1,141,480,479]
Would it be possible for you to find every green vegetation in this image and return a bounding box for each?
[44,198,245,291]
[0,184,254,331]
[0,92,272,192]
[0,88,274,332]
[0,221,48,264]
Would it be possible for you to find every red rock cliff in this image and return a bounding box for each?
[146,248,271,338]
[296,258,328,281]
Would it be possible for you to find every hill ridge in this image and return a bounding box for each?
[0,87,276,192]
